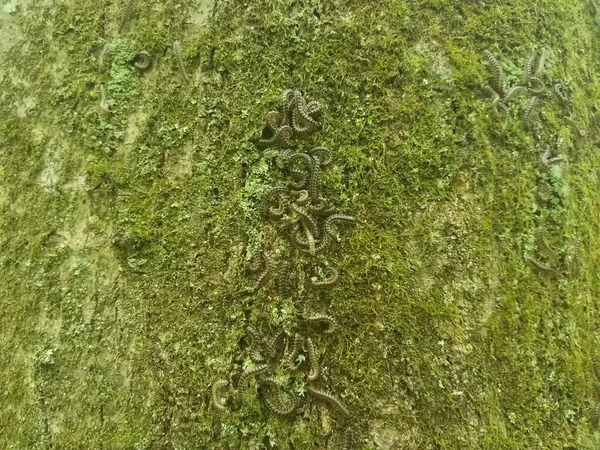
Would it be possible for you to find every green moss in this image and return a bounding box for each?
[1,0,600,448]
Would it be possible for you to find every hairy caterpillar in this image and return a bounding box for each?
[291,202,319,237]
[173,41,189,81]
[98,42,113,73]
[99,85,111,115]
[308,145,333,167]
[306,314,338,334]
[522,96,539,127]
[483,50,505,96]
[211,379,230,411]
[311,267,339,288]
[592,338,600,381]
[133,50,152,70]
[307,385,349,417]
[238,364,269,386]
[118,0,134,33]
[308,155,321,200]
[306,338,320,381]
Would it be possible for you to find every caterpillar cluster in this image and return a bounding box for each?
[212,89,360,447]
[482,48,547,128]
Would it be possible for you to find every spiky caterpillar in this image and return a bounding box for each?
[306,338,320,381]
[266,330,287,359]
[291,202,319,238]
[308,146,333,167]
[212,379,230,411]
[522,96,539,127]
[118,0,134,33]
[261,185,290,218]
[292,90,322,130]
[173,41,189,81]
[483,50,505,97]
[307,385,350,418]
[308,155,322,200]
[238,364,269,386]
[592,402,600,427]
[306,314,338,334]
[308,198,337,217]
[256,252,274,287]
[311,267,339,288]
[258,124,293,148]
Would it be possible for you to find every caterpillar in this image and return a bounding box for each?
[522,96,539,127]
[324,214,359,241]
[292,90,322,131]
[306,338,320,381]
[503,86,527,104]
[308,198,337,217]
[118,0,134,33]
[133,50,152,70]
[311,267,339,288]
[291,202,319,237]
[99,85,111,115]
[522,48,536,85]
[306,314,338,334]
[211,379,230,412]
[256,252,274,288]
[173,41,189,81]
[276,260,293,299]
[284,333,303,366]
[261,379,301,416]
[525,256,559,276]
[483,50,504,96]
[257,124,293,148]
[308,146,333,167]
[238,364,269,386]
[308,155,322,200]
[554,83,569,103]
[98,42,113,73]
[266,330,287,359]
[307,385,349,418]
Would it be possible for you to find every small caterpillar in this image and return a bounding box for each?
[118,0,134,33]
[294,190,309,206]
[522,96,539,127]
[308,146,333,166]
[99,85,111,115]
[307,385,349,418]
[308,198,337,217]
[306,338,320,381]
[483,50,504,96]
[173,41,189,81]
[238,364,269,386]
[98,42,113,73]
[266,330,287,359]
[284,333,303,366]
[554,83,569,103]
[525,256,559,276]
[276,260,293,299]
[211,379,230,411]
[261,379,301,416]
[133,50,152,70]
[306,314,338,334]
[593,402,600,428]
[522,48,536,84]
[291,202,319,237]
[308,155,321,200]
[256,252,274,288]
[311,267,339,288]
[324,214,359,241]
[292,90,322,130]
[302,222,317,255]
[257,124,293,148]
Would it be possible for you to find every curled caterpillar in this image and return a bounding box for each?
[133,50,152,70]
[266,330,287,359]
[483,50,504,97]
[211,379,230,412]
[324,214,359,241]
[311,267,339,288]
[307,385,349,418]
[308,146,333,167]
[173,41,189,81]
[261,379,301,416]
[306,314,338,334]
[306,338,320,381]
[554,83,569,103]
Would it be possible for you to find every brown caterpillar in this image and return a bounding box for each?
[306,338,320,381]
[483,50,505,97]
[290,202,319,237]
[258,124,293,148]
[173,41,189,81]
[311,267,339,288]
[211,379,230,412]
[306,314,338,334]
[307,385,349,417]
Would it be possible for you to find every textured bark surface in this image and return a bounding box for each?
[1,0,600,448]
